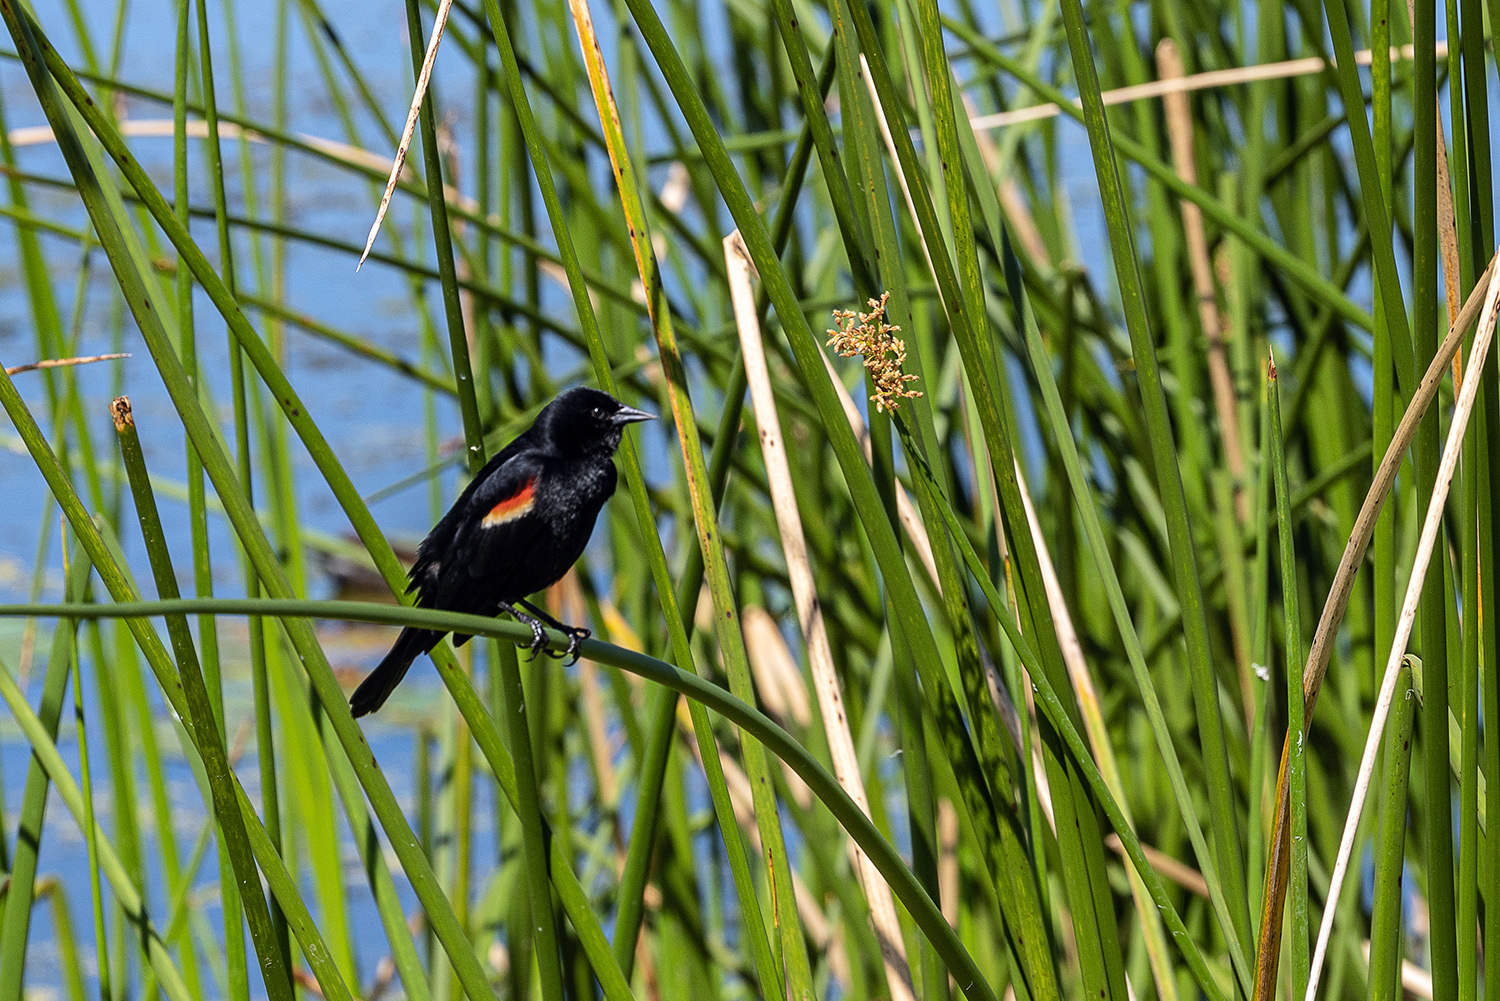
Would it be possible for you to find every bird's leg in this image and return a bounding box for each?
[498,602,549,661]
[519,599,590,665]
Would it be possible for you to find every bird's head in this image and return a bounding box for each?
[538,387,655,456]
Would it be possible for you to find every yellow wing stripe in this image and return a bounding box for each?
[481,477,537,528]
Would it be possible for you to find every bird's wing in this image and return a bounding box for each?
[407,436,537,594]
[448,452,548,584]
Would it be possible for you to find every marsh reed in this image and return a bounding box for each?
[0,0,1494,997]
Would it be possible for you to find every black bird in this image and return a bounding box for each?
[350,387,654,717]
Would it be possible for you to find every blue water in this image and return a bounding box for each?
[0,0,1070,982]
[0,0,925,989]
[6,0,1427,992]
[0,0,545,992]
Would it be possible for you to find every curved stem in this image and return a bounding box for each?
[0,595,999,1001]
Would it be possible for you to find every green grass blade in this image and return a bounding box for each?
[0,536,86,1001]
[1054,0,1254,972]
[402,0,484,473]
[1267,355,1308,999]
[0,651,195,1001]
[111,396,295,1001]
[1367,661,1416,1001]
[0,593,1000,1001]
[568,6,815,994]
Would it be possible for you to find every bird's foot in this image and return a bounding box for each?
[554,626,590,666]
[500,603,551,661]
[517,600,590,665]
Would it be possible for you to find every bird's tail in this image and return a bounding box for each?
[350,627,443,717]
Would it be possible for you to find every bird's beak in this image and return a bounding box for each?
[612,405,656,425]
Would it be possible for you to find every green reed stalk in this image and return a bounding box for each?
[1267,356,1308,999]
[1489,371,1500,1001]
[1368,661,1416,1001]
[474,2,785,995]
[1055,0,1254,973]
[1411,0,1459,994]
[403,0,484,473]
[0,538,87,1001]
[0,592,1001,1001]
[192,1,291,985]
[568,8,815,994]
[492,636,566,998]
[112,396,295,1001]
[0,651,195,1001]
[1457,297,1485,1001]
[66,548,111,1001]
[1456,7,1492,995]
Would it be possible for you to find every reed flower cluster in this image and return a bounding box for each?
[827,292,922,412]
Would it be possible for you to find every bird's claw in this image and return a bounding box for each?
[503,603,589,664]
[552,627,589,666]
[522,618,548,661]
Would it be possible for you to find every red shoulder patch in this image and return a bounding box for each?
[481,476,537,528]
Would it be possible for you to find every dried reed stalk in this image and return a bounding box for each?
[970,41,1450,131]
[1016,457,1180,1001]
[1251,253,1497,997]
[1156,39,1246,522]
[357,0,455,269]
[671,704,851,987]
[726,230,917,1001]
[4,353,128,375]
[1304,255,1500,1001]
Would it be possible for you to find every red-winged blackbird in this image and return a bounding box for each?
[350,387,653,717]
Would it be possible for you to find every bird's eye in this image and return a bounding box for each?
[593,406,604,418]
